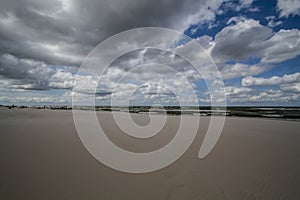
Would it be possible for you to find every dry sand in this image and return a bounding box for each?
[0,109,300,200]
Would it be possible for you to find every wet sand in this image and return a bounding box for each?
[0,109,300,200]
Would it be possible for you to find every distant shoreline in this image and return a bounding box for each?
[1,105,300,121]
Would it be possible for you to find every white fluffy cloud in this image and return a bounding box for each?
[0,96,67,104]
[211,18,300,64]
[228,89,300,103]
[48,69,74,89]
[267,18,283,28]
[212,18,272,62]
[280,83,300,92]
[225,86,253,95]
[277,0,300,17]
[235,72,300,103]
[221,63,271,79]
[242,72,300,86]
[262,29,300,63]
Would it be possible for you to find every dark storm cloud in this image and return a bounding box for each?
[0,0,228,91]
[0,0,223,67]
[0,54,52,90]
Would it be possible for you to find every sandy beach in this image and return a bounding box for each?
[0,109,300,200]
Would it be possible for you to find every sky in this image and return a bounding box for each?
[0,0,300,106]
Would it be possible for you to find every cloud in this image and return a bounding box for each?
[0,89,71,104]
[242,72,300,86]
[0,0,228,67]
[280,83,300,92]
[262,29,300,63]
[0,0,299,106]
[0,96,67,104]
[0,0,231,104]
[48,69,74,89]
[0,54,52,90]
[225,86,253,95]
[212,18,272,62]
[227,89,300,103]
[206,84,298,105]
[277,0,300,18]
[0,46,204,105]
[211,18,300,64]
[103,67,199,106]
[266,17,283,28]
[224,71,300,104]
[221,63,271,79]
[0,53,84,91]
[217,0,257,15]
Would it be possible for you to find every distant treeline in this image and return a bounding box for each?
[0,105,71,110]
